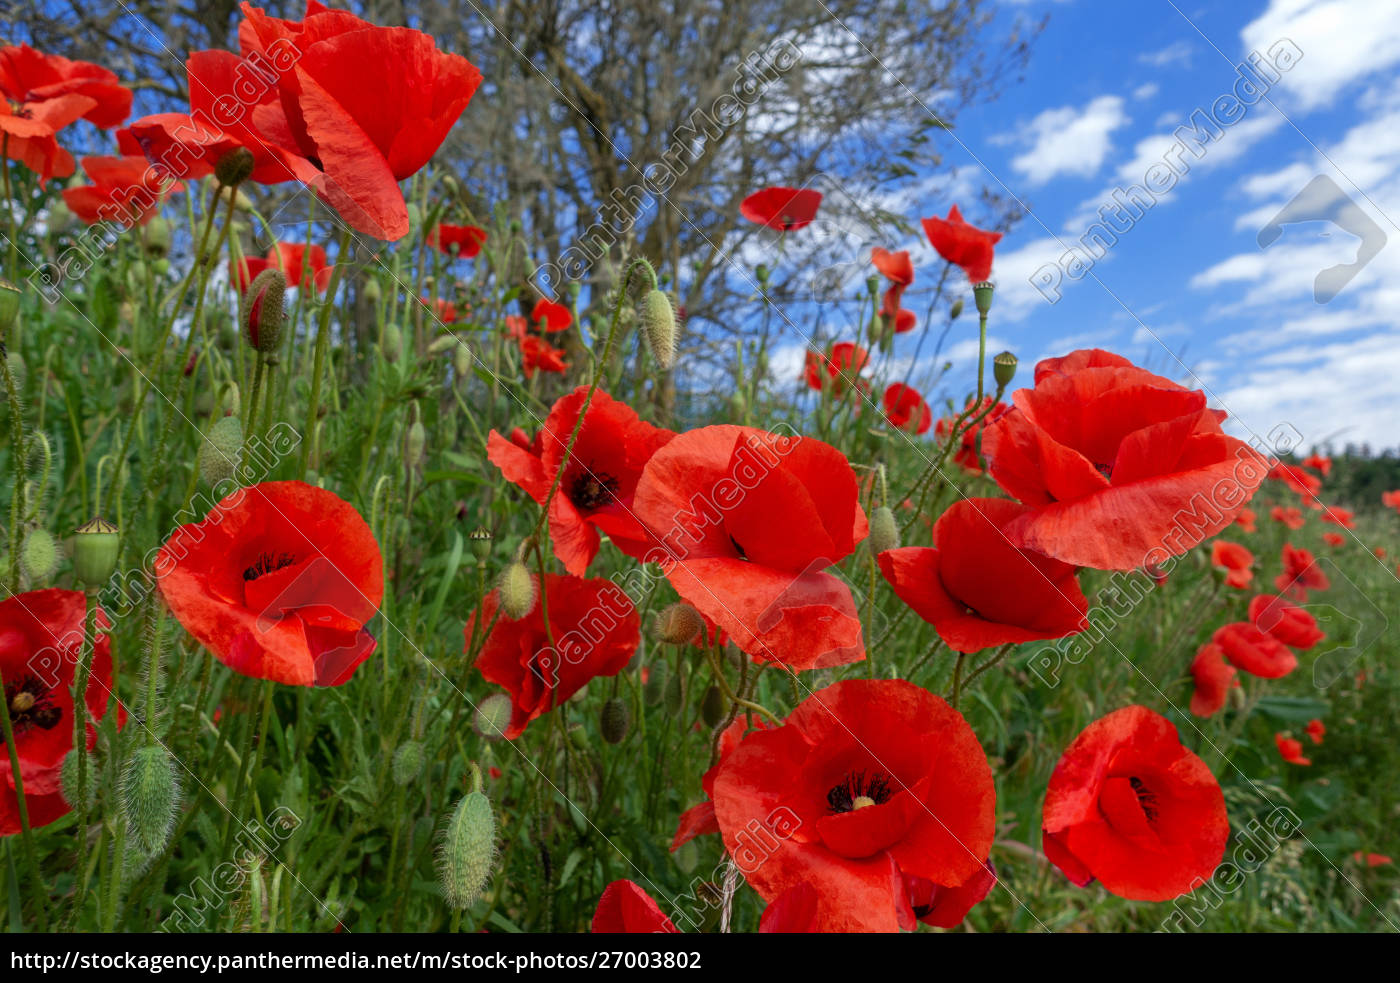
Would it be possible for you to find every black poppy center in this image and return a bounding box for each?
[568,470,618,511]
[244,551,299,581]
[2,675,61,742]
[1129,776,1158,822]
[827,771,893,814]
[728,534,749,561]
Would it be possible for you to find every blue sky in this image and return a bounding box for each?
[815,0,1400,452]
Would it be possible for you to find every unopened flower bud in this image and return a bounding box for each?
[392,741,425,786]
[474,693,513,741]
[643,660,669,707]
[640,289,677,369]
[73,517,119,587]
[240,268,287,354]
[404,417,426,470]
[363,278,382,304]
[143,216,171,257]
[993,351,1018,388]
[973,281,994,315]
[868,506,898,554]
[214,147,256,187]
[652,603,703,646]
[600,697,630,744]
[439,777,495,909]
[498,561,535,619]
[197,416,243,487]
[701,685,726,728]
[20,529,59,582]
[949,298,964,320]
[382,324,402,363]
[663,670,684,717]
[122,745,180,857]
[0,278,19,333]
[61,748,98,811]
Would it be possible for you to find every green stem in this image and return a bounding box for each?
[300,228,353,475]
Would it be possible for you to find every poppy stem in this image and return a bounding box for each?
[301,227,353,475]
[1,351,25,592]
[949,652,968,708]
[69,592,100,924]
[0,664,49,930]
[2,138,16,282]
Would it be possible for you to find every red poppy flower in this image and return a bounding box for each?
[467,574,638,739]
[427,223,486,258]
[882,383,932,435]
[1042,705,1229,901]
[921,205,1001,284]
[632,426,868,671]
[1268,463,1322,506]
[61,155,183,227]
[1319,506,1354,529]
[803,342,868,392]
[1302,453,1332,476]
[1355,852,1392,867]
[264,242,334,292]
[1322,531,1345,547]
[519,335,568,378]
[1275,543,1329,600]
[758,883,820,933]
[1212,621,1297,679]
[591,880,678,933]
[1234,507,1257,533]
[671,716,770,852]
[1188,642,1237,718]
[1210,540,1254,590]
[935,397,1008,474]
[872,248,916,334]
[0,590,118,836]
[0,44,132,129]
[238,3,482,240]
[1383,489,1400,513]
[879,498,1088,654]
[0,92,93,182]
[903,861,996,930]
[1304,718,1325,745]
[980,349,1266,572]
[1275,734,1311,766]
[155,481,384,687]
[1248,594,1324,651]
[486,387,675,575]
[1270,505,1304,530]
[740,186,821,231]
[711,679,995,933]
[530,297,572,333]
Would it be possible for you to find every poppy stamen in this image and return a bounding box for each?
[2,674,62,742]
[568,471,618,511]
[826,771,893,813]
[1129,776,1158,822]
[243,551,299,581]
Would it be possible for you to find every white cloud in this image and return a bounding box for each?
[1133,82,1160,101]
[1138,41,1193,69]
[1241,0,1400,110]
[1010,96,1129,185]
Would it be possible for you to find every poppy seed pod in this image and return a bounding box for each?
[600,697,630,744]
[123,745,180,856]
[498,561,535,619]
[973,281,994,315]
[652,602,704,646]
[19,529,59,582]
[993,351,1018,388]
[868,506,899,554]
[61,748,98,811]
[392,740,425,786]
[0,278,20,332]
[214,147,256,187]
[240,268,287,354]
[439,782,495,909]
[197,416,243,488]
[468,527,492,563]
[73,516,120,587]
[640,289,677,369]
[474,693,513,741]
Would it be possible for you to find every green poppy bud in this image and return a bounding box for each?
[392,741,425,786]
[701,684,725,728]
[663,669,684,717]
[868,506,898,554]
[439,780,495,910]
[240,268,287,354]
[950,298,964,320]
[123,745,180,857]
[643,659,669,707]
[640,289,677,370]
[214,147,256,187]
[498,561,535,620]
[197,416,243,488]
[0,279,19,333]
[474,693,513,741]
[143,216,171,257]
[382,324,402,363]
[19,529,59,582]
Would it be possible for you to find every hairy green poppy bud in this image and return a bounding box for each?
[240,268,287,354]
[392,740,425,786]
[973,281,994,315]
[643,659,668,707]
[498,561,535,619]
[214,147,256,187]
[701,684,725,728]
[949,298,964,320]
[72,517,119,587]
[993,351,1018,388]
[382,324,402,363]
[474,693,513,741]
[600,697,630,745]
[20,529,59,582]
[640,289,677,369]
[363,278,382,304]
[868,505,898,554]
[61,748,98,812]
[143,216,171,257]
[756,263,770,285]
[663,669,684,717]
[469,527,492,563]
[439,775,495,909]
[727,391,747,419]
[197,416,243,488]
[0,279,19,333]
[123,745,180,856]
[5,351,24,389]
[652,602,703,646]
[453,343,471,379]
[404,419,426,470]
